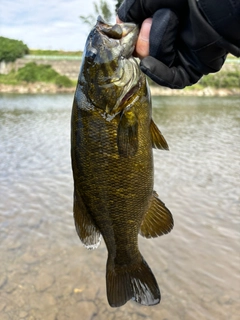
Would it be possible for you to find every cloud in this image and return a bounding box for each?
[0,0,116,51]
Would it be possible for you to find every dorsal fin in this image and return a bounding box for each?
[140,192,174,238]
[150,119,169,150]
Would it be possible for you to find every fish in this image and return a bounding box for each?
[71,16,174,308]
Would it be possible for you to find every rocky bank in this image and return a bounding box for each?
[0,82,239,96]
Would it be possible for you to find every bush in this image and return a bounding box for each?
[55,75,73,87]
[16,62,38,82]
[0,36,29,62]
[35,64,58,82]
[199,71,240,88]
[16,62,58,82]
[15,62,73,87]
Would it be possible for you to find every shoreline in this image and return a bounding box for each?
[0,82,239,96]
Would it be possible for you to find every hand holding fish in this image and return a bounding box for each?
[117,0,240,89]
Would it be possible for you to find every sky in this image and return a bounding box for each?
[0,0,117,51]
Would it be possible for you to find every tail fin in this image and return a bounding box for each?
[106,255,160,307]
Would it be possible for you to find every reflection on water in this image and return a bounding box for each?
[0,93,239,320]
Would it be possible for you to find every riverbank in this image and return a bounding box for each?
[0,83,75,94]
[0,82,239,96]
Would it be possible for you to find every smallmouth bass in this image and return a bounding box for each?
[71,16,173,307]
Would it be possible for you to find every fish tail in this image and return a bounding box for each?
[106,254,160,307]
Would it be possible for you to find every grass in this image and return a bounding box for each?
[149,70,240,90]
[198,71,240,89]
[0,72,19,85]
[1,54,239,90]
[29,49,82,57]
[0,62,74,88]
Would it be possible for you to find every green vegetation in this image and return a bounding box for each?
[80,0,113,27]
[0,71,19,85]
[29,49,82,57]
[0,62,74,87]
[149,69,240,90]
[0,36,29,62]
[115,0,123,12]
[198,70,240,88]
[79,0,123,28]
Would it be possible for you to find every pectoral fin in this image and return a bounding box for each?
[117,109,138,157]
[150,119,169,150]
[73,189,102,249]
[140,192,174,238]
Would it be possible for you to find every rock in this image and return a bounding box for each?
[5,281,18,293]
[0,312,11,320]
[57,301,97,320]
[34,273,55,292]
[20,252,39,265]
[19,310,28,318]
[0,275,7,289]
[41,312,57,320]
[218,294,233,305]
[29,292,56,310]
[0,300,6,312]
[7,241,22,250]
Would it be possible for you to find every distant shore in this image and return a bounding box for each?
[0,82,239,96]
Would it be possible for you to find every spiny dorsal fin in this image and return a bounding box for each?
[140,192,174,238]
[117,109,138,157]
[150,119,169,150]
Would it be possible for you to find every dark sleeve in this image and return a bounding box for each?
[197,0,240,48]
[117,0,187,23]
[187,0,240,57]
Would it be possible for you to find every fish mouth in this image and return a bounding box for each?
[96,15,139,58]
[84,16,141,115]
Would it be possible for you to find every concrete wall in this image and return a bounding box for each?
[0,55,239,81]
[0,56,82,80]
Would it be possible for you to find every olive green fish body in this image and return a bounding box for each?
[71,16,173,307]
[72,77,152,251]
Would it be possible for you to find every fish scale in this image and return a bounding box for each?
[71,16,173,307]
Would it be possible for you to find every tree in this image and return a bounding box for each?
[115,0,124,12]
[80,0,113,28]
[0,37,29,62]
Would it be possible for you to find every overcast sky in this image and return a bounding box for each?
[0,0,117,51]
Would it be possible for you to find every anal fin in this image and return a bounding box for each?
[150,119,169,150]
[73,189,102,249]
[140,192,174,238]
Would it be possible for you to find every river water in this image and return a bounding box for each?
[0,93,239,320]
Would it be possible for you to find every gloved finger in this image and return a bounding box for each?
[150,9,179,66]
[140,56,202,89]
[118,0,187,24]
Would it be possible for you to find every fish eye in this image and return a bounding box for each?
[87,47,98,63]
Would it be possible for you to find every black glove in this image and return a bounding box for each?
[118,0,240,89]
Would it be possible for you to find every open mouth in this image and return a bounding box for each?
[97,15,138,40]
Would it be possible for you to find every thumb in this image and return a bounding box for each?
[135,18,152,59]
[140,56,200,89]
